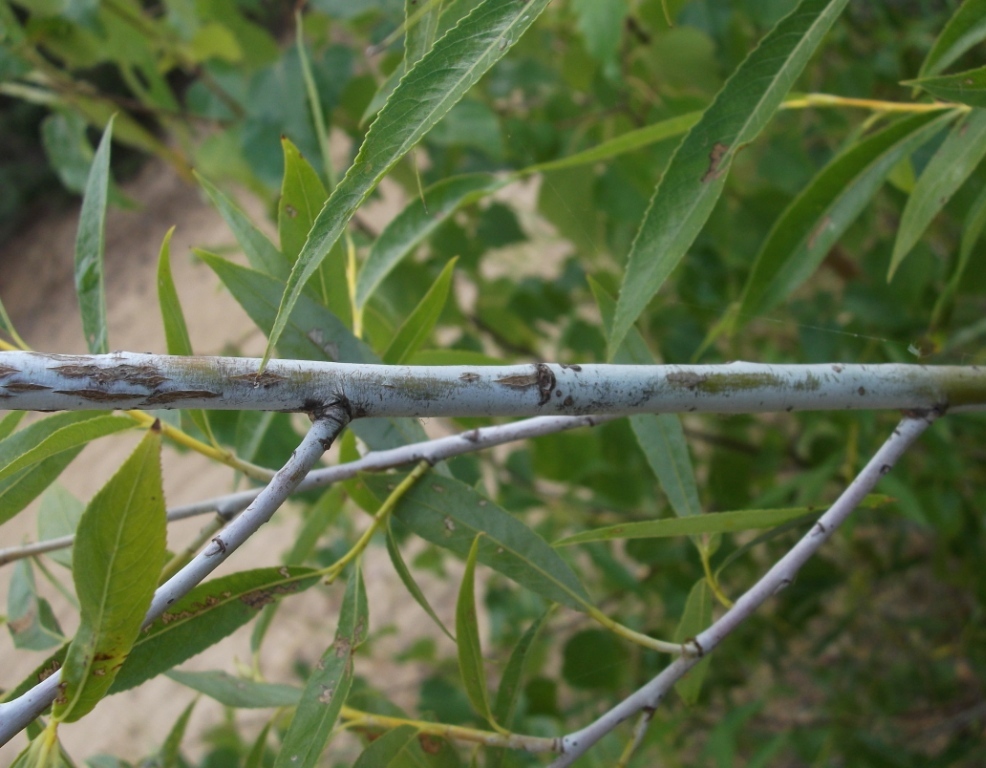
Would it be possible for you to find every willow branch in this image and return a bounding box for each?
[0,408,349,746]
[549,412,936,767]
[1,352,985,414]
[0,413,617,568]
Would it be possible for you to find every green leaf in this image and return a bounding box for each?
[353,724,419,768]
[38,484,84,569]
[0,410,25,442]
[7,560,65,650]
[264,0,553,368]
[521,111,701,175]
[166,669,302,708]
[158,699,196,768]
[0,413,134,484]
[0,448,84,527]
[356,174,500,310]
[157,225,214,442]
[383,257,458,364]
[367,473,591,611]
[591,277,703,520]
[111,567,321,693]
[53,424,167,723]
[456,535,497,727]
[890,109,986,278]
[245,720,274,768]
[932,178,986,327]
[195,172,290,280]
[199,251,429,451]
[907,65,986,108]
[278,136,329,264]
[492,610,550,728]
[75,114,114,354]
[673,579,713,705]
[609,0,850,354]
[385,522,455,642]
[920,0,986,78]
[555,506,819,546]
[738,110,955,320]
[405,0,443,68]
[572,0,626,73]
[274,566,368,768]
[631,414,702,518]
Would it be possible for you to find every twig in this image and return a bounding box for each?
[0,408,349,746]
[548,412,937,766]
[0,414,617,568]
[2,352,985,415]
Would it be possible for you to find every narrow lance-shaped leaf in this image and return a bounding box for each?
[383,257,458,364]
[38,485,84,569]
[0,449,85,528]
[673,579,713,705]
[195,171,289,280]
[890,108,986,278]
[457,535,499,728]
[158,699,196,768]
[919,0,986,79]
[356,174,501,310]
[907,65,986,108]
[278,137,329,264]
[555,505,824,546]
[932,179,986,328]
[609,0,850,354]
[53,423,167,723]
[112,566,322,693]
[75,115,114,354]
[264,0,553,369]
[157,226,215,443]
[738,109,955,321]
[167,669,302,708]
[590,277,703,520]
[0,411,25,442]
[274,565,368,768]
[386,522,455,642]
[365,473,591,611]
[0,412,134,486]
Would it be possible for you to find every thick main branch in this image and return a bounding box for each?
[2,352,985,415]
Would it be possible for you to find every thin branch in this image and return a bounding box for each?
[1,352,985,414]
[0,414,617,568]
[0,408,350,746]
[548,412,937,767]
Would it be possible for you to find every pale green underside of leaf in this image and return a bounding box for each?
[167,669,302,708]
[366,473,591,611]
[739,109,955,321]
[610,0,851,355]
[274,567,367,768]
[264,0,553,367]
[890,108,986,278]
[75,115,113,355]
[908,65,986,108]
[111,567,321,693]
[919,0,986,78]
[55,427,166,723]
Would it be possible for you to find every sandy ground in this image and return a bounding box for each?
[0,160,462,763]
